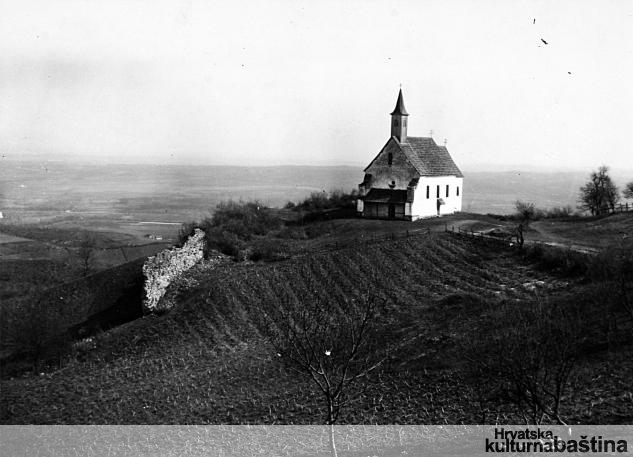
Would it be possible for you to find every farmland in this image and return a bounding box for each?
[2,231,631,424]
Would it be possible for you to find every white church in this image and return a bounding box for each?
[356,89,463,220]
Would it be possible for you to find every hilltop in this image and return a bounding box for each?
[2,214,632,424]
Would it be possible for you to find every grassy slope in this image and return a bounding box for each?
[2,229,631,424]
[530,213,633,249]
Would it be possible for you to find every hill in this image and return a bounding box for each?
[2,227,631,424]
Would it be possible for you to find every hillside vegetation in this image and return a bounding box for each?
[2,229,631,424]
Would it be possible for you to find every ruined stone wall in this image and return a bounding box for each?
[142,228,205,313]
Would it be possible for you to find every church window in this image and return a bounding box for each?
[457,186,460,196]
[426,186,429,199]
[388,152,393,166]
[436,185,440,198]
[446,185,449,197]
[394,119,399,127]
[403,119,407,127]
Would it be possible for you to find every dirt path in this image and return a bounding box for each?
[529,221,600,253]
[439,216,602,254]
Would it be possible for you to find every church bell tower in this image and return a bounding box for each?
[390,88,409,143]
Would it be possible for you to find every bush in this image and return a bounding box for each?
[249,239,289,262]
[206,228,243,260]
[178,200,284,260]
[294,189,358,212]
[523,244,589,277]
[212,200,281,239]
[545,205,574,218]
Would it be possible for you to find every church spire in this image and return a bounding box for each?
[390,88,409,116]
[390,89,409,142]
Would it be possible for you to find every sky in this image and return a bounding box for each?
[1,0,632,171]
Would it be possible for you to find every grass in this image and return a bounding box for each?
[3,231,631,425]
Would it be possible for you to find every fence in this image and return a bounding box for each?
[443,224,511,243]
[597,202,633,215]
[444,224,601,255]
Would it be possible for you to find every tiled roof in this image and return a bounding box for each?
[364,188,410,204]
[399,137,463,178]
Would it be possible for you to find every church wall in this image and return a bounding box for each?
[364,139,418,190]
[411,176,463,219]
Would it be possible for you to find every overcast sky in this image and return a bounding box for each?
[1,0,632,171]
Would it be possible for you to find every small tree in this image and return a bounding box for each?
[261,276,393,456]
[515,200,536,226]
[623,181,633,200]
[514,200,536,249]
[578,166,619,215]
[76,231,98,276]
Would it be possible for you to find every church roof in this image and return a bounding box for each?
[390,89,409,116]
[399,137,463,178]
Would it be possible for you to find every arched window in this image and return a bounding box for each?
[394,119,399,127]
[388,152,393,166]
[403,119,407,127]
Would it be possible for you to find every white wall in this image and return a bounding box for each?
[411,176,463,219]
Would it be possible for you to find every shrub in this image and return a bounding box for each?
[545,205,574,218]
[523,244,588,277]
[206,228,243,260]
[179,200,283,260]
[294,189,358,212]
[249,239,289,262]
[515,200,537,225]
[212,200,281,239]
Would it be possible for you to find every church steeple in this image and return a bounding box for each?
[390,89,409,143]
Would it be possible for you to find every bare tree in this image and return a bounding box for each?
[515,200,536,227]
[76,231,98,276]
[578,165,619,215]
[514,200,536,249]
[261,280,392,456]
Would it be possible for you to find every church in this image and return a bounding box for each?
[356,90,463,220]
